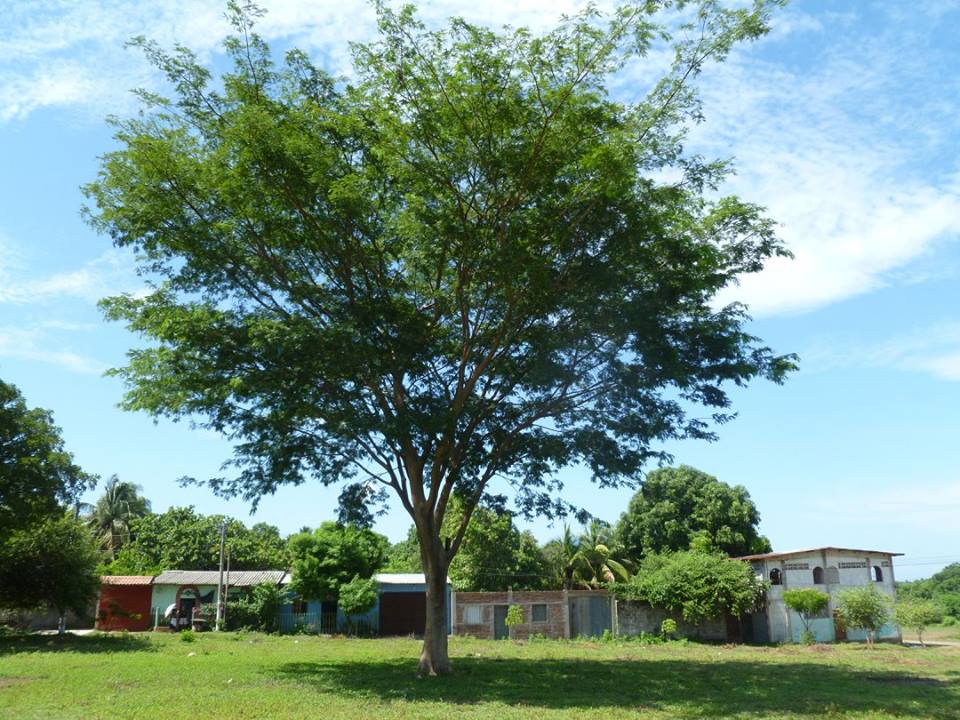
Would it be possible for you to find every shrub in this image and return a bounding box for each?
[613,551,766,625]
[894,598,942,645]
[338,575,378,636]
[783,589,830,643]
[942,615,957,627]
[179,629,196,643]
[837,586,891,646]
[660,618,678,639]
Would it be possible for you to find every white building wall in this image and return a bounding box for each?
[760,551,900,644]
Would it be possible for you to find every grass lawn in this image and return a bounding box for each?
[1,632,959,719]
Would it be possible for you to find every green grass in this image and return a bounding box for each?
[1,632,958,719]
[902,622,960,644]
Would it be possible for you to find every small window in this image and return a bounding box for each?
[873,566,883,582]
[825,567,839,585]
[292,597,308,614]
[531,604,547,623]
[464,605,482,624]
[812,567,824,585]
[769,568,782,586]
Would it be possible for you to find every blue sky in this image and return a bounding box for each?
[1,1,958,580]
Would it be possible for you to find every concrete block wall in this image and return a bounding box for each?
[617,601,726,641]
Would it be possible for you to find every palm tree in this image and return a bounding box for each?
[572,520,631,589]
[543,524,581,590]
[88,475,151,557]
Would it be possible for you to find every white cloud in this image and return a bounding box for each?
[693,12,960,317]
[0,247,141,305]
[804,319,960,382]
[4,2,959,319]
[0,325,106,374]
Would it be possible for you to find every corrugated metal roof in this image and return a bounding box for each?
[100,575,153,586]
[735,547,904,561]
[152,570,286,586]
[373,573,450,586]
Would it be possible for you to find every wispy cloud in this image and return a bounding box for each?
[3,2,959,320]
[0,246,141,305]
[0,325,106,374]
[804,319,960,382]
[696,8,960,317]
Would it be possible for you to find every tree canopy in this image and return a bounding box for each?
[87,474,152,556]
[0,379,95,539]
[837,586,891,645]
[898,563,960,620]
[613,550,765,625]
[0,515,102,633]
[85,0,791,674]
[614,465,771,558]
[287,521,389,600]
[105,506,289,574]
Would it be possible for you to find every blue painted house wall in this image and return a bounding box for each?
[277,577,452,635]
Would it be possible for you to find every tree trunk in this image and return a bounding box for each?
[417,536,451,676]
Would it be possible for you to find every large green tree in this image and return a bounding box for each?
[286,521,389,600]
[106,506,288,574]
[87,474,152,557]
[0,516,102,634]
[0,379,95,540]
[614,465,771,559]
[85,1,792,673]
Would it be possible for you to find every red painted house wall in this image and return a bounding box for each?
[96,584,153,631]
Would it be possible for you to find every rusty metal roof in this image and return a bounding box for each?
[152,570,286,587]
[100,575,154,586]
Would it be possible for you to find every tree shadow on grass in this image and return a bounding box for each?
[270,656,960,719]
[0,633,156,655]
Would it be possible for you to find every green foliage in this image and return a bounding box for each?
[0,379,95,540]
[0,515,102,620]
[338,576,379,618]
[179,629,196,643]
[894,598,942,645]
[783,588,830,639]
[505,605,524,629]
[287,522,388,600]
[386,501,551,592]
[104,506,288,574]
[898,563,960,620]
[942,615,957,627]
[614,466,771,560]
[660,618,678,638]
[543,521,631,590]
[86,475,151,558]
[614,551,765,625]
[224,582,284,632]
[84,0,791,672]
[837,586,891,644]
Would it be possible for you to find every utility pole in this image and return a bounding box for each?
[223,546,231,630]
[215,521,227,631]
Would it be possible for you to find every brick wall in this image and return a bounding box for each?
[453,590,612,640]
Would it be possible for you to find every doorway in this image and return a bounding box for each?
[493,605,509,640]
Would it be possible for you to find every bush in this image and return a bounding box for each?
[894,598,942,645]
[783,588,830,643]
[613,551,766,625]
[660,618,678,639]
[942,615,957,627]
[179,630,196,643]
[837,586,891,645]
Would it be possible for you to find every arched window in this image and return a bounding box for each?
[812,566,824,584]
[825,566,839,585]
[770,568,782,586]
[873,565,883,582]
